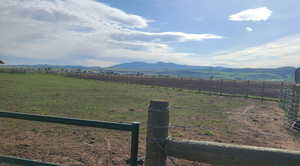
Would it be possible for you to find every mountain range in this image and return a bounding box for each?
[1,62,297,81]
[108,62,297,81]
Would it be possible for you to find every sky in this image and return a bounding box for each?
[0,0,300,68]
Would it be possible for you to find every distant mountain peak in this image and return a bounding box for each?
[110,61,209,70]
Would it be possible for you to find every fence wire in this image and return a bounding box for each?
[164,89,300,166]
[169,107,298,140]
[280,86,300,133]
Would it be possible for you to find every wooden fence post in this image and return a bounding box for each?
[209,79,213,95]
[280,82,284,102]
[246,80,250,98]
[295,85,300,120]
[284,87,289,110]
[145,100,169,166]
[288,85,299,124]
[261,81,265,103]
[219,79,223,96]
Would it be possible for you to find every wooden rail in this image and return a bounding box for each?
[145,100,300,166]
[166,139,300,166]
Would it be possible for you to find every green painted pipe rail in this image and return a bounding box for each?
[0,155,63,166]
[0,111,133,131]
[0,111,140,166]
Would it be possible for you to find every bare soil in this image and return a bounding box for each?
[225,103,300,150]
[1,102,300,166]
[165,102,300,166]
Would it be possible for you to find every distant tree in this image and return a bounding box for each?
[0,60,4,64]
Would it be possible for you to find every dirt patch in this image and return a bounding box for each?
[0,127,133,166]
[1,102,300,166]
[226,102,300,150]
[165,101,300,166]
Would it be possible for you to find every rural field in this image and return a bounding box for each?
[0,73,300,166]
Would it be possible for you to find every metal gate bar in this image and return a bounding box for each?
[0,111,140,166]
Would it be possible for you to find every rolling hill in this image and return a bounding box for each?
[107,62,296,81]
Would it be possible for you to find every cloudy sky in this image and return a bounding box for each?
[0,0,299,68]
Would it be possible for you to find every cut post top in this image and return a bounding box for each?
[149,100,169,110]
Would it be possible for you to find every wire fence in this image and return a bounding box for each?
[146,100,300,166]
[65,73,292,100]
[0,68,294,101]
[279,85,300,132]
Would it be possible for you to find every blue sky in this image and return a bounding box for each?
[0,0,299,68]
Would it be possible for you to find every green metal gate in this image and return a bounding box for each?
[0,111,140,166]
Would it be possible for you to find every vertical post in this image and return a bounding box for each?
[261,81,265,103]
[284,87,289,110]
[289,85,298,124]
[130,122,140,166]
[246,80,250,98]
[280,82,284,103]
[234,80,237,96]
[198,80,202,94]
[219,80,223,96]
[145,100,169,166]
[294,85,300,122]
[209,79,213,95]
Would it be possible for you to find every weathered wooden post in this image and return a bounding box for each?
[145,100,169,166]
[261,81,265,103]
[289,70,300,130]
[293,69,300,124]
[219,79,223,96]
[279,82,284,103]
[245,80,250,98]
[295,85,300,122]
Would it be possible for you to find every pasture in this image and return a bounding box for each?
[0,73,299,166]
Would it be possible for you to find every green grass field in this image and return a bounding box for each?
[0,73,248,133]
[0,73,293,166]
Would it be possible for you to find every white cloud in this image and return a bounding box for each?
[246,27,253,32]
[0,0,222,66]
[229,7,272,21]
[110,31,223,43]
[0,0,149,29]
[212,35,300,68]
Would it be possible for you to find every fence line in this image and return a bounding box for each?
[65,73,292,101]
[0,69,293,101]
[279,85,300,131]
[145,100,300,166]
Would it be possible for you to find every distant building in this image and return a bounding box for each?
[296,67,300,84]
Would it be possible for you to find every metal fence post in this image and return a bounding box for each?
[295,85,300,121]
[130,122,140,166]
[145,100,169,166]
